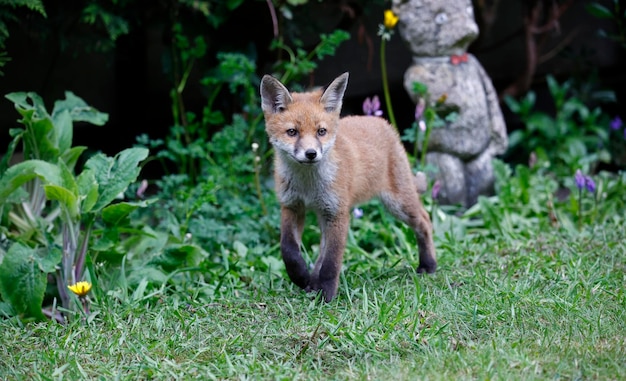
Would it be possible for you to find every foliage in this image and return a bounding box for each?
[0,92,149,322]
[0,169,625,378]
[586,0,626,49]
[0,6,624,381]
[401,81,458,171]
[504,75,613,177]
[125,1,350,296]
[0,0,46,75]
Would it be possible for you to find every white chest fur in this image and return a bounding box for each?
[276,153,340,214]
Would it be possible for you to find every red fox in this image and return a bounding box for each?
[260,72,437,302]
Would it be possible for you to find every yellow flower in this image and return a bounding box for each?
[384,10,399,29]
[436,93,448,105]
[68,281,92,297]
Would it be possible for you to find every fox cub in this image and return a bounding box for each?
[260,72,436,302]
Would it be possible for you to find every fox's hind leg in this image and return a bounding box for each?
[280,204,310,289]
[380,190,437,274]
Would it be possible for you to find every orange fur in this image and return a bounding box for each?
[260,72,436,302]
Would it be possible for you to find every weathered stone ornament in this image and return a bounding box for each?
[393,0,508,207]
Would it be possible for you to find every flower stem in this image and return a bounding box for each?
[577,188,582,231]
[380,38,397,130]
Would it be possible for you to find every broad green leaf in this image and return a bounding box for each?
[26,117,58,162]
[52,91,109,126]
[44,184,79,220]
[85,148,149,212]
[0,243,49,321]
[60,146,87,171]
[77,169,98,214]
[51,109,73,153]
[101,199,154,226]
[5,92,49,117]
[0,160,62,203]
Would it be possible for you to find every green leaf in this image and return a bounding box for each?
[585,3,613,19]
[44,185,79,220]
[60,146,87,171]
[150,244,204,271]
[52,91,109,126]
[0,128,23,174]
[85,148,149,212]
[77,169,98,214]
[51,109,73,153]
[0,243,53,321]
[5,92,49,117]
[27,117,58,162]
[101,199,154,226]
[0,160,62,203]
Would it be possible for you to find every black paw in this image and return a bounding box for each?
[417,262,437,274]
[305,282,337,303]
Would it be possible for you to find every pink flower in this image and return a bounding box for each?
[431,180,441,200]
[363,96,383,116]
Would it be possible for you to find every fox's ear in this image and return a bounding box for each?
[260,75,293,114]
[320,72,349,113]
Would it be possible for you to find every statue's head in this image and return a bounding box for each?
[392,0,479,57]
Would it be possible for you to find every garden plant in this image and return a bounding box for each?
[0,1,625,380]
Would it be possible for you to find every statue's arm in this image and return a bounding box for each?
[472,55,508,156]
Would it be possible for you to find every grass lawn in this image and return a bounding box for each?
[1,213,624,380]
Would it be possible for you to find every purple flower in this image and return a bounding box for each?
[610,116,623,130]
[575,169,595,193]
[414,98,426,121]
[575,169,585,190]
[585,176,596,193]
[363,96,383,116]
[136,179,148,198]
[431,180,441,200]
[353,208,364,219]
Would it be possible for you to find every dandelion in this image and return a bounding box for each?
[68,281,92,319]
[363,96,383,116]
[68,281,92,297]
[383,9,399,29]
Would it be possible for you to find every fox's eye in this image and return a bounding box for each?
[286,128,298,137]
[317,128,327,137]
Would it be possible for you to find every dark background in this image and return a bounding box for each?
[1,0,624,171]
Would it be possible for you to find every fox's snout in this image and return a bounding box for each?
[305,149,317,160]
[293,142,322,163]
[283,133,326,164]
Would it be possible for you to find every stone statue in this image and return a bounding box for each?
[392,0,508,207]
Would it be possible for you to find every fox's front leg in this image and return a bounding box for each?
[308,212,350,302]
[280,205,310,289]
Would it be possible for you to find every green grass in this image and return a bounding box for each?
[1,217,624,380]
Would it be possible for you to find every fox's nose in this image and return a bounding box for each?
[305,149,317,160]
